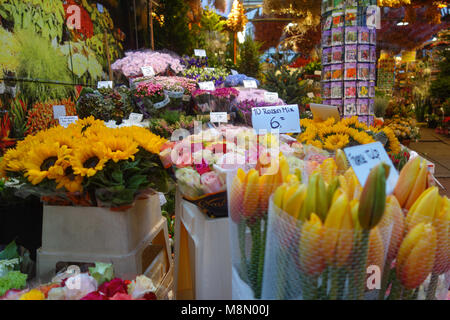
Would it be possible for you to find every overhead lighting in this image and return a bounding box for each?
[432,37,438,41]
[397,21,409,26]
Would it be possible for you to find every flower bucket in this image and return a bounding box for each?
[153,94,170,109]
[165,88,185,99]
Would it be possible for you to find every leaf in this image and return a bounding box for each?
[127,175,147,190]
[0,241,19,261]
[111,170,123,184]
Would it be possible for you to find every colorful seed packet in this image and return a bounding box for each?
[369,64,376,80]
[358,81,369,98]
[357,99,369,115]
[323,30,332,47]
[332,46,344,63]
[345,63,357,80]
[369,81,375,98]
[324,15,333,30]
[358,63,370,80]
[369,99,375,114]
[370,46,377,63]
[345,45,357,62]
[359,27,370,44]
[331,82,343,98]
[323,47,332,65]
[344,99,357,115]
[345,81,357,98]
[345,8,357,27]
[332,27,344,46]
[332,10,345,28]
[370,28,377,45]
[345,27,358,44]
[331,64,343,81]
[358,45,370,62]
[323,65,332,82]
[323,83,331,99]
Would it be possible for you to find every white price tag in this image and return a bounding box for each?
[158,192,167,206]
[251,104,301,134]
[194,49,207,57]
[98,81,113,89]
[231,69,238,75]
[344,142,399,194]
[243,79,257,88]
[182,94,191,102]
[264,92,279,103]
[53,105,66,119]
[0,82,5,94]
[97,3,104,13]
[366,5,381,29]
[205,67,215,72]
[58,116,78,128]
[210,112,228,123]
[198,81,215,91]
[314,70,322,76]
[128,113,143,123]
[141,66,155,77]
[307,92,315,98]
[104,120,117,128]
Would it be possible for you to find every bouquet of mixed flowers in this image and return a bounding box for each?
[192,87,239,113]
[180,55,208,69]
[0,117,168,210]
[234,88,285,106]
[182,67,230,87]
[134,82,170,114]
[111,50,184,78]
[233,100,274,126]
[389,148,411,171]
[76,87,135,125]
[384,116,420,143]
[385,96,415,119]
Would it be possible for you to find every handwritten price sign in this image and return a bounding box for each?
[251,104,301,134]
[344,142,399,194]
[194,49,207,57]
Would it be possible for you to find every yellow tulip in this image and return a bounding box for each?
[335,149,348,173]
[396,223,437,290]
[432,197,450,275]
[366,227,384,270]
[243,169,260,219]
[403,161,428,210]
[319,158,337,184]
[406,186,440,232]
[229,168,246,223]
[299,213,326,276]
[382,196,405,262]
[258,174,274,213]
[394,157,421,207]
[273,184,287,210]
[283,184,307,219]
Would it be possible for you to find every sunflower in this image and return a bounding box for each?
[120,126,167,154]
[100,133,139,162]
[323,134,350,151]
[348,129,375,145]
[382,127,401,154]
[71,116,105,132]
[306,139,323,149]
[23,142,70,185]
[70,142,109,177]
[55,166,83,192]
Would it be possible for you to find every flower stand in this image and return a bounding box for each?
[36,194,173,292]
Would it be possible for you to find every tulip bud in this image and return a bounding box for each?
[396,223,437,290]
[335,149,348,173]
[382,196,405,261]
[403,160,428,210]
[406,186,440,232]
[283,185,307,219]
[273,184,287,210]
[432,197,450,275]
[230,168,246,223]
[259,174,274,213]
[366,227,384,270]
[243,169,260,219]
[394,157,421,207]
[358,163,389,230]
[299,213,326,276]
[319,158,337,184]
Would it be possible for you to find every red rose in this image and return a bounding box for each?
[110,293,133,300]
[99,278,128,298]
[81,291,108,300]
[143,292,157,300]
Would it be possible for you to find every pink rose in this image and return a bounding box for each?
[81,291,108,300]
[98,278,128,298]
[201,171,224,194]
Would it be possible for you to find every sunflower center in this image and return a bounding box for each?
[40,156,58,171]
[83,156,100,169]
[65,166,76,181]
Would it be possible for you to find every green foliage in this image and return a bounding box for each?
[8,97,29,139]
[431,34,450,102]
[14,30,74,104]
[88,262,114,286]
[262,66,306,105]
[237,34,262,79]
[148,110,197,139]
[0,270,27,296]
[303,61,322,75]
[154,0,195,55]
[374,95,389,118]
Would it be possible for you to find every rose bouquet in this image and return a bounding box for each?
[0,117,169,210]
[182,67,230,87]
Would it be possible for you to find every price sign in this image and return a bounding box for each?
[264,92,279,103]
[97,3,104,13]
[243,79,257,88]
[344,142,399,194]
[182,95,191,102]
[251,104,301,134]
[205,67,215,72]
[128,113,143,123]
[307,92,315,98]
[98,81,113,89]
[141,66,155,77]
[198,81,215,91]
[231,69,238,75]
[194,49,207,57]
[53,105,66,119]
[210,112,228,124]
[314,70,322,76]
[159,192,167,206]
[58,116,78,128]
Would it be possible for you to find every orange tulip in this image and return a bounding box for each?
[299,213,326,276]
[394,157,421,207]
[384,196,405,262]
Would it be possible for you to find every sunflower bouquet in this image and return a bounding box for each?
[297,116,401,154]
[0,117,169,210]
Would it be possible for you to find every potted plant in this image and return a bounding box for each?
[426,113,439,129]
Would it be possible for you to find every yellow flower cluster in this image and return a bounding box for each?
[384,116,419,141]
[0,117,167,192]
[298,116,401,154]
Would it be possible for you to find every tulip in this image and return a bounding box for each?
[403,160,428,210]
[299,172,328,222]
[229,168,246,223]
[323,191,353,267]
[366,227,384,270]
[299,213,325,277]
[283,184,307,219]
[319,158,337,184]
[396,223,437,290]
[385,196,405,261]
[243,169,260,220]
[358,163,389,230]
[273,184,287,210]
[258,174,274,213]
[394,157,421,207]
[335,149,348,173]
[338,168,360,201]
[432,196,450,275]
[405,186,440,232]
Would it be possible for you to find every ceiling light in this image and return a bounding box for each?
[432,37,438,41]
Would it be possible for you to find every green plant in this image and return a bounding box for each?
[374,95,389,118]
[8,97,29,139]
[237,33,262,79]
[430,33,450,102]
[303,61,321,75]
[261,66,306,105]
[14,30,74,104]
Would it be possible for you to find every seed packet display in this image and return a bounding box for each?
[369,81,375,98]
[331,99,343,114]
[359,27,370,44]
[345,63,357,80]
[359,45,370,62]
[323,65,332,82]
[323,83,331,99]
[358,115,369,125]
[367,115,374,127]
[370,46,376,63]
[331,82,343,98]
[334,0,344,9]
[358,81,369,98]
[345,81,357,98]
[322,47,332,65]
[332,10,344,28]
[345,27,358,44]
[332,27,344,46]
[357,99,369,115]
[344,99,357,115]
[345,45,357,62]
[369,64,376,80]
[345,8,357,27]
[369,99,375,114]
[323,30,332,47]
[370,28,376,45]
[324,15,333,30]
[331,64,343,81]
[332,46,343,63]
[358,63,370,80]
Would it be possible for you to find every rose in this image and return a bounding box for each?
[98,278,128,298]
[81,291,108,300]
[201,171,224,194]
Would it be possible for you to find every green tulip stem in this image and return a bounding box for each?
[256,216,268,299]
[249,219,262,298]
[425,272,439,300]
[318,267,329,299]
[238,220,248,282]
[276,249,288,300]
[387,275,402,300]
[355,230,370,300]
[329,267,343,300]
[378,259,393,300]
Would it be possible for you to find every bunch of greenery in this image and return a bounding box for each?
[148,110,197,139]
[261,66,306,105]
[431,33,450,102]
[303,61,322,75]
[237,34,262,79]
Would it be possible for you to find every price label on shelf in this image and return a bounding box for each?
[210,112,228,124]
[58,116,78,128]
[52,105,66,119]
[205,67,215,72]
[182,95,191,102]
[243,80,257,88]
[307,92,315,98]
[194,49,207,57]
[97,81,113,89]
[128,113,143,123]
[231,69,238,75]
[344,142,399,194]
[251,104,301,134]
[141,66,155,77]
[198,81,215,91]
[264,92,279,103]
[314,70,322,76]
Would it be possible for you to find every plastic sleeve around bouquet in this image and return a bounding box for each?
[192,92,213,113]
[261,196,394,300]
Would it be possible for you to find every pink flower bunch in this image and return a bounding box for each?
[235,88,285,105]
[152,76,197,94]
[112,50,185,77]
[192,87,239,99]
[136,82,164,98]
